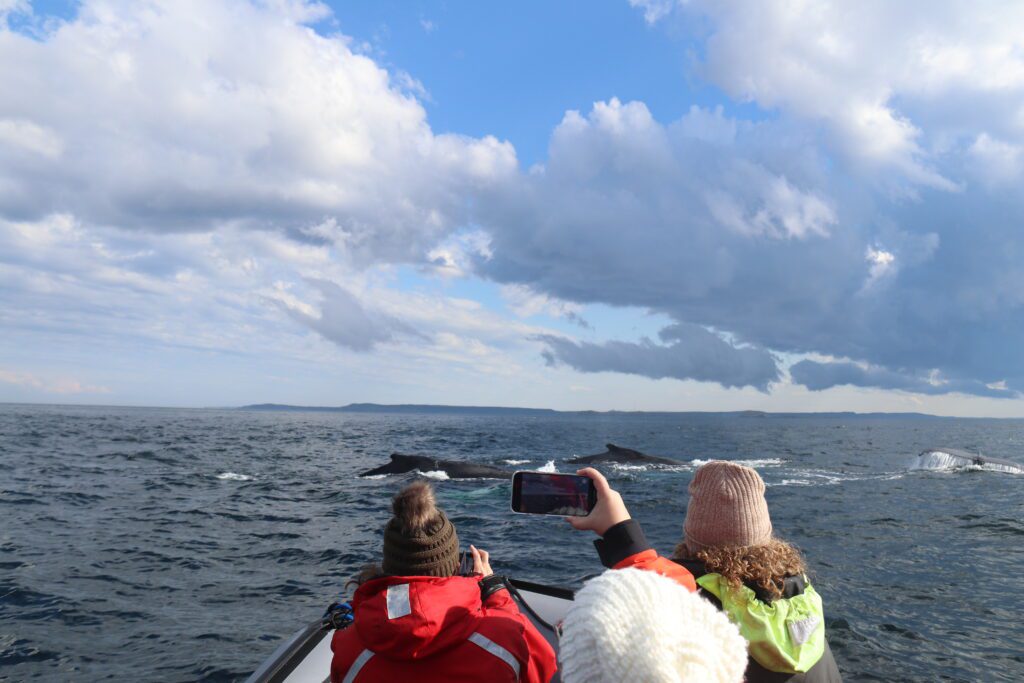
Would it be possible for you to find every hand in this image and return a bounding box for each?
[470,544,493,577]
[566,467,631,536]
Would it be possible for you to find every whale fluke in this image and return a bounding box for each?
[917,448,1024,474]
[567,443,683,466]
[360,453,513,479]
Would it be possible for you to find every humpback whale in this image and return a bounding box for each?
[918,448,1024,474]
[360,453,513,479]
[567,443,684,467]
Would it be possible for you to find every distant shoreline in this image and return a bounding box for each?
[236,403,948,420]
[4,401,1021,419]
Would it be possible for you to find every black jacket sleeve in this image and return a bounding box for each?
[592,518,652,568]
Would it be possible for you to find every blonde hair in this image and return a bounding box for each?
[674,538,806,600]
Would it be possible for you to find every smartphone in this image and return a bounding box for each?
[510,471,597,517]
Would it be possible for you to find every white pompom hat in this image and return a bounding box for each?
[558,568,748,683]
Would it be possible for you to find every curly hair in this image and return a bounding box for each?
[673,538,806,600]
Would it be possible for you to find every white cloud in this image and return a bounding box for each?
[0,118,62,158]
[0,368,110,394]
[500,284,588,326]
[863,245,896,288]
[628,0,675,25]
[639,1,1024,194]
[968,133,1024,187]
[0,0,516,263]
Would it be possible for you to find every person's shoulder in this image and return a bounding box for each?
[671,556,707,577]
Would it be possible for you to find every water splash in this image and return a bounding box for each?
[536,460,557,473]
[215,472,252,481]
[912,450,1022,474]
[690,458,787,468]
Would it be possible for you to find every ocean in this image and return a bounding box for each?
[1,403,1022,681]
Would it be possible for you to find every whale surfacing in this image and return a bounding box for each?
[917,448,1024,474]
[567,443,683,467]
[360,453,512,480]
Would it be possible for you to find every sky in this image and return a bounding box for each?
[2,0,1024,415]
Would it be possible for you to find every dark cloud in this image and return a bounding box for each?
[790,360,1018,399]
[538,323,780,390]
[475,98,1024,397]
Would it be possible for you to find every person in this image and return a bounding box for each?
[557,567,748,683]
[330,481,557,683]
[568,461,842,683]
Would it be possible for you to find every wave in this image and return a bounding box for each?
[536,460,557,473]
[610,463,649,471]
[418,470,451,481]
[771,469,908,488]
[502,459,531,465]
[215,472,252,481]
[690,458,787,469]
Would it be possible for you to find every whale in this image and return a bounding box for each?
[360,453,513,479]
[918,448,1024,474]
[567,443,684,467]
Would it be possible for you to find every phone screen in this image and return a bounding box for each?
[511,472,596,516]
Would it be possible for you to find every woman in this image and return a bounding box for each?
[568,461,842,682]
[331,481,557,683]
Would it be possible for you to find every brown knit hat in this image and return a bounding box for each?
[381,481,460,577]
[684,460,772,552]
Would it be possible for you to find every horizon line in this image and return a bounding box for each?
[3,400,1024,420]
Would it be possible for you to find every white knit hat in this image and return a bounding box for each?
[559,568,748,683]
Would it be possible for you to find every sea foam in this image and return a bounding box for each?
[216,472,252,481]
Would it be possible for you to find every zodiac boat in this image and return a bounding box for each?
[245,579,573,683]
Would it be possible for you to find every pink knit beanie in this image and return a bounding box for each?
[684,460,772,552]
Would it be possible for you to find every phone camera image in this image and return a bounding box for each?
[512,472,595,516]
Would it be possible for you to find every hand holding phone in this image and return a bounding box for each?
[565,468,631,536]
[511,471,597,517]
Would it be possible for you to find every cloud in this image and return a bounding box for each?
[3,0,1024,407]
[538,323,780,390]
[790,360,1018,399]
[627,0,675,25]
[501,284,589,328]
[275,279,418,351]
[0,368,110,394]
[638,1,1024,194]
[476,91,1024,397]
[0,0,515,263]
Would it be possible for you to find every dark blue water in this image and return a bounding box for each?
[1,404,1022,681]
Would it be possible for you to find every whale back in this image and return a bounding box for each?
[568,444,682,466]
[359,453,512,479]
[360,453,436,477]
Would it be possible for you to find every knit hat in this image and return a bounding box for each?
[381,481,460,577]
[559,568,748,683]
[684,460,772,552]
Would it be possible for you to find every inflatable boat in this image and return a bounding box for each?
[245,579,573,683]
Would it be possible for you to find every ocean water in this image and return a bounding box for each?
[1,404,1023,682]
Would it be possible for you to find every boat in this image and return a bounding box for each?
[245,578,573,683]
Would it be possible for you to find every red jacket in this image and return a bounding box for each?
[330,575,557,683]
[612,548,697,591]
